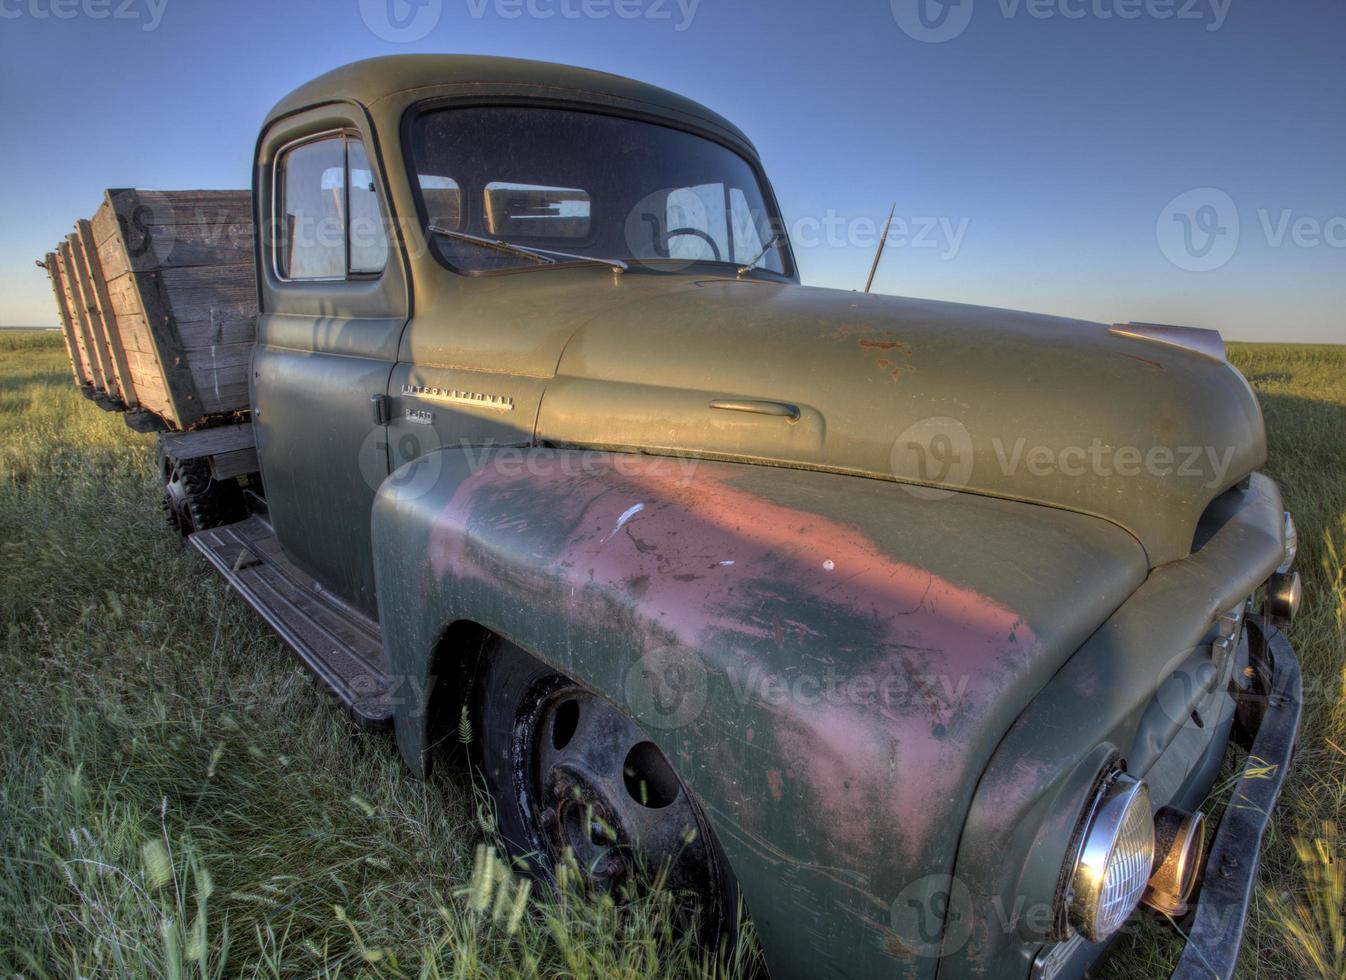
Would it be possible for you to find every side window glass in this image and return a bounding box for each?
[666,184,729,262]
[277,133,388,281]
[347,139,389,275]
[279,136,346,280]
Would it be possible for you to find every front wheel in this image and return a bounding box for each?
[471,637,739,952]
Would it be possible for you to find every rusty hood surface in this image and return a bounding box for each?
[532,277,1266,566]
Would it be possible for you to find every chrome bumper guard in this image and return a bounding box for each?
[1170,616,1303,980]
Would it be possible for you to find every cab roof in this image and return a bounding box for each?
[265,54,759,160]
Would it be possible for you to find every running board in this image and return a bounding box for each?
[190,517,393,729]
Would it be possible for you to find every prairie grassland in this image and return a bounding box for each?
[1,331,1343,978]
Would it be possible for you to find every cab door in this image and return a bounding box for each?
[252,110,408,617]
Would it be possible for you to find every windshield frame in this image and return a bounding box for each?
[400,97,797,282]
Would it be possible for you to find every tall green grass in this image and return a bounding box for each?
[0,331,759,978]
[1,332,1342,978]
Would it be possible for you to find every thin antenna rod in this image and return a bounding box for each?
[864,202,897,294]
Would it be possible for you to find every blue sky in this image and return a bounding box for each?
[1,0,1341,341]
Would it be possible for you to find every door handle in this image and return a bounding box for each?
[371,393,391,425]
[709,398,801,422]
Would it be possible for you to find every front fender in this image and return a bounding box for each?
[370,447,1147,980]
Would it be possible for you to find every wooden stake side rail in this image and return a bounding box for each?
[37,188,258,430]
[55,241,106,393]
[41,252,90,388]
[66,230,124,405]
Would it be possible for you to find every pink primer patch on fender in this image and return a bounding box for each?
[424,451,1038,866]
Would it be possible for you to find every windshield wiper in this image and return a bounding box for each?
[736,232,785,278]
[427,226,627,274]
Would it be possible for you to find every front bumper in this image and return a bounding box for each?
[1034,616,1302,980]
[1169,616,1302,979]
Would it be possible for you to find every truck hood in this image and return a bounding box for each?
[536,278,1266,565]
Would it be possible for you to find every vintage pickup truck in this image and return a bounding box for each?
[39,55,1303,980]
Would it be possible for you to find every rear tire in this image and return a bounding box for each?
[161,456,242,537]
[471,636,740,954]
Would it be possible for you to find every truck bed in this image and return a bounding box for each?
[39,189,258,431]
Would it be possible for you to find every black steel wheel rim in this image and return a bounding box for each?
[511,675,724,917]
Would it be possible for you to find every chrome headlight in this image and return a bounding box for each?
[1278,511,1297,574]
[1067,772,1155,941]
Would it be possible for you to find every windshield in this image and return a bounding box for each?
[407,105,791,277]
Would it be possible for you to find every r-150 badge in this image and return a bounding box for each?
[405,408,434,425]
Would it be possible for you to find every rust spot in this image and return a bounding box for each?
[858,336,914,382]
[882,929,915,959]
[767,770,784,801]
[1119,351,1166,371]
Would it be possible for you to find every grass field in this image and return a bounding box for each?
[1,330,1342,978]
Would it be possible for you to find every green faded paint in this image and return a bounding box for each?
[244,55,1294,979]
[942,474,1285,978]
[372,448,1148,979]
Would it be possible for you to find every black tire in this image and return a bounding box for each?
[161,457,242,537]
[472,636,740,954]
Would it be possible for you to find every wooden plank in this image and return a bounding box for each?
[176,310,256,349]
[188,342,252,415]
[91,197,120,251]
[41,251,90,386]
[210,447,259,480]
[102,188,253,275]
[51,248,93,388]
[100,189,195,428]
[159,422,254,459]
[55,242,106,392]
[66,232,123,404]
[159,265,257,332]
[109,308,158,357]
[157,425,258,479]
[75,219,138,408]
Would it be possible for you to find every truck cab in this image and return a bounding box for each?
[171,55,1302,980]
[250,56,795,619]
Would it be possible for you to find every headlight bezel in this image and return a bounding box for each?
[1278,511,1297,574]
[1065,769,1156,942]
